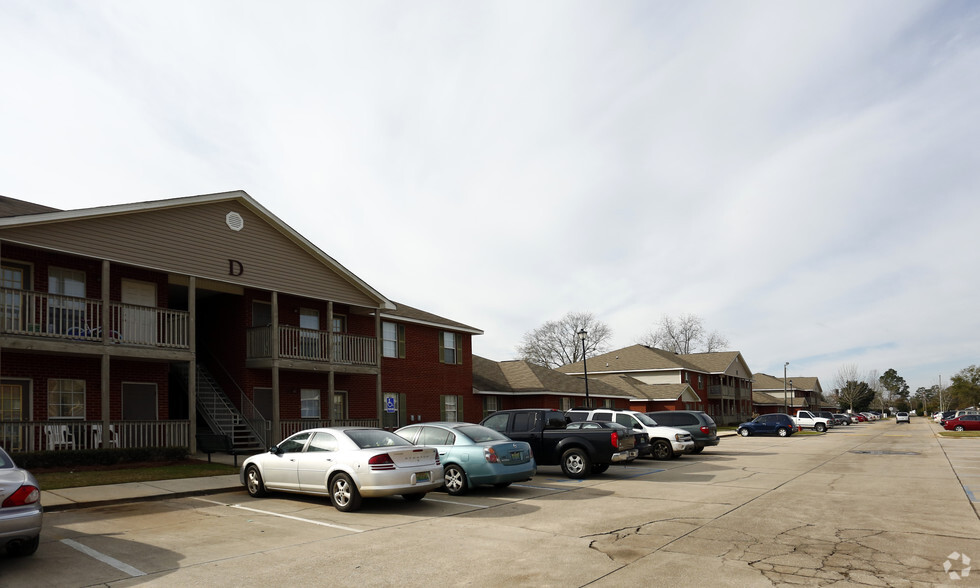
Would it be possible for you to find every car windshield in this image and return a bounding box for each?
[455,425,510,443]
[345,429,414,449]
[635,413,659,426]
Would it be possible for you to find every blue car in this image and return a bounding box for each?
[737,413,798,437]
[395,422,536,496]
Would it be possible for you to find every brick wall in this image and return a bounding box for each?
[381,321,474,422]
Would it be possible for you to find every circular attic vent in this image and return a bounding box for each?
[226,212,244,231]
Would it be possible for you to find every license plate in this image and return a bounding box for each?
[510,451,522,460]
[416,471,430,483]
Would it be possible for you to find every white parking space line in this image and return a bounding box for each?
[62,538,146,577]
[192,498,363,532]
[422,497,488,508]
[512,483,571,490]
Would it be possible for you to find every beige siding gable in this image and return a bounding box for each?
[0,199,381,307]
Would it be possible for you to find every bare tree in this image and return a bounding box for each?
[638,313,729,354]
[516,311,612,369]
[834,364,862,412]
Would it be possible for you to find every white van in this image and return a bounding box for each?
[566,408,695,460]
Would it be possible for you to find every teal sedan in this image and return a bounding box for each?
[395,422,536,496]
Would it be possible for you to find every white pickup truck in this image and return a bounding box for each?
[793,410,832,432]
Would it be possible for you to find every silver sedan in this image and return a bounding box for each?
[240,427,444,512]
[0,447,42,556]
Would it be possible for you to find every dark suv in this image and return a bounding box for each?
[645,410,719,453]
[737,413,797,437]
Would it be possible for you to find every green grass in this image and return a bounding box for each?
[938,431,980,438]
[36,462,240,491]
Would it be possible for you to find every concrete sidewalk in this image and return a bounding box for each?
[41,452,245,512]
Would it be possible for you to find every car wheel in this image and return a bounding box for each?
[330,473,362,512]
[402,492,426,502]
[777,427,789,437]
[690,446,705,454]
[651,439,673,460]
[955,425,965,431]
[560,447,591,479]
[591,463,610,474]
[815,423,826,433]
[245,465,267,498]
[7,535,39,557]
[738,428,750,437]
[444,464,467,496]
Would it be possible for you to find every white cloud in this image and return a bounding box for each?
[1,0,978,392]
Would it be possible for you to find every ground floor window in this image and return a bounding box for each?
[301,389,320,418]
[483,396,499,417]
[441,395,463,421]
[48,379,84,419]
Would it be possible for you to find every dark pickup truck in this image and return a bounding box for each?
[480,408,639,479]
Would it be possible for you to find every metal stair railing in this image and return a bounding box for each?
[196,353,269,450]
[182,360,266,452]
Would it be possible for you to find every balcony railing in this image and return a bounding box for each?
[708,385,738,399]
[0,420,190,453]
[0,288,189,349]
[246,326,378,366]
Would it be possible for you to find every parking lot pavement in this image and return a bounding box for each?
[9,419,980,587]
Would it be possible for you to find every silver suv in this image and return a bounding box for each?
[566,409,695,460]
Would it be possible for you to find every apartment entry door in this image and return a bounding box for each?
[121,279,157,343]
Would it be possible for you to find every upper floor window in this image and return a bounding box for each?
[439,332,462,365]
[382,322,406,358]
[48,267,86,333]
[49,267,85,298]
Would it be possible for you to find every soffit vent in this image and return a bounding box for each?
[226,212,244,231]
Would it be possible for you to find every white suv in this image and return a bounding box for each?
[566,409,695,460]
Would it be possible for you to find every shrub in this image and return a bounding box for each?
[14,447,189,470]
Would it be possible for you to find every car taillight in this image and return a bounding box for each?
[610,431,619,448]
[368,453,396,470]
[2,485,39,507]
[700,426,710,435]
[484,447,499,463]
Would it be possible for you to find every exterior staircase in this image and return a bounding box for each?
[177,363,267,453]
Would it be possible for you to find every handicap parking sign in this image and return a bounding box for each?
[385,395,397,414]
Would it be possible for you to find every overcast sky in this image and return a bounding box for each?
[2,1,978,395]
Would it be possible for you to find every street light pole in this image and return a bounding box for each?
[783,362,789,414]
[578,329,591,409]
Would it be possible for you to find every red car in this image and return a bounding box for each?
[854,414,867,422]
[943,415,980,431]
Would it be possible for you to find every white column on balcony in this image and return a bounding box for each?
[375,311,382,424]
[326,301,334,362]
[271,291,280,444]
[188,276,197,453]
[101,260,111,447]
[327,300,334,425]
